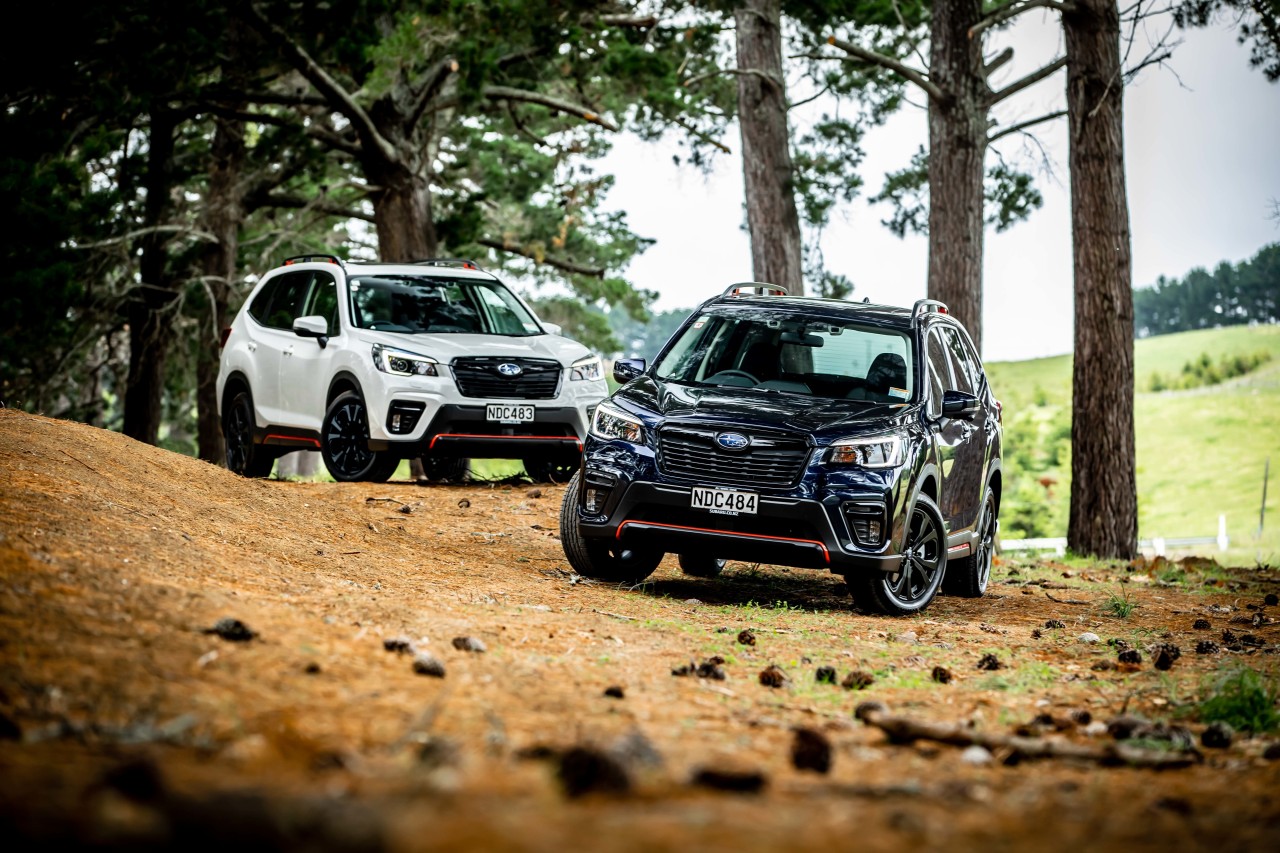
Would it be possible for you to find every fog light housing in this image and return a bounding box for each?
[583,471,618,515]
[386,401,426,435]
[843,501,887,547]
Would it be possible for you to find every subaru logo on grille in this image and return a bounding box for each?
[496,362,523,377]
[716,432,750,451]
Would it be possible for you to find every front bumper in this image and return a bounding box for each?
[369,403,588,459]
[576,467,908,575]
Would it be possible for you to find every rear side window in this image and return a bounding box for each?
[248,272,314,330]
[941,325,981,394]
[305,272,340,332]
[926,330,949,417]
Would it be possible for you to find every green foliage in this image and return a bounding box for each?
[1146,349,1272,392]
[528,296,620,354]
[984,161,1044,233]
[1197,667,1280,733]
[1175,1,1280,81]
[1134,243,1280,337]
[1103,587,1136,618]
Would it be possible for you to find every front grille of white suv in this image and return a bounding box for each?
[451,357,562,399]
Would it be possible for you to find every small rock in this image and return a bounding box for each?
[526,489,543,499]
[684,598,703,606]
[960,745,993,766]
[398,504,414,514]
[1201,721,1234,749]
[383,636,415,654]
[759,665,788,688]
[609,729,664,770]
[815,666,838,684]
[791,728,833,774]
[853,700,887,722]
[737,628,757,646]
[1083,720,1109,737]
[1106,715,1147,740]
[457,498,471,508]
[1195,640,1220,654]
[557,746,632,798]
[1091,660,1117,671]
[690,767,767,793]
[976,653,1001,671]
[1193,618,1211,630]
[412,653,446,678]
[931,666,952,685]
[604,685,625,699]
[1262,743,1280,760]
[898,631,919,645]
[1078,632,1101,644]
[842,670,875,690]
[304,662,321,675]
[1266,593,1279,607]
[203,618,257,642]
[1117,649,1142,665]
[452,636,487,653]
[1045,619,1066,629]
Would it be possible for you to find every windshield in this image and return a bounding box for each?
[654,308,915,403]
[348,275,543,336]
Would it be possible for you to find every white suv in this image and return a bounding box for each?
[217,255,609,482]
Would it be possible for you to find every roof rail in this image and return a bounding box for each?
[721,281,789,299]
[283,254,345,267]
[411,257,482,270]
[911,298,949,320]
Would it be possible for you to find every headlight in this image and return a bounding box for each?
[828,434,904,468]
[590,402,644,443]
[570,355,602,381]
[372,343,438,377]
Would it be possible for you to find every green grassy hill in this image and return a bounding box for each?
[986,324,1280,565]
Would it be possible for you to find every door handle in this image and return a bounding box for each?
[247,342,257,352]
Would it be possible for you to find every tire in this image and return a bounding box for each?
[678,554,726,578]
[320,391,400,482]
[223,389,275,478]
[524,456,579,484]
[943,487,997,598]
[559,472,662,584]
[420,454,469,483]
[854,493,947,616]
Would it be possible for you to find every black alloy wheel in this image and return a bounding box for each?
[559,473,662,585]
[678,554,727,578]
[224,390,274,478]
[321,391,400,482]
[943,487,997,598]
[855,494,947,616]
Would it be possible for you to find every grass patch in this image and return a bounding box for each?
[1197,667,1280,733]
[1104,588,1137,619]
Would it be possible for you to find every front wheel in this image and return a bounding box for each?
[223,390,275,478]
[559,473,662,585]
[943,487,997,598]
[853,493,947,616]
[678,554,726,578]
[321,391,400,482]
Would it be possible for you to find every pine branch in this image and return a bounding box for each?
[481,86,619,131]
[244,3,398,165]
[596,14,658,28]
[669,116,731,153]
[822,36,946,104]
[256,192,375,222]
[477,238,606,277]
[984,47,1014,79]
[970,0,1076,41]
[989,56,1067,105]
[682,67,782,94]
[987,109,1067,144]
[409,58,460,130]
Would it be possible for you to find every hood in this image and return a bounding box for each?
[615,377,916,439]
[353,330,593,365]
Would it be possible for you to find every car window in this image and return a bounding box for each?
[305,272,340,333]
[250,271,314,330]
[247,278,280,327]
[926,329,949,417]
[654,308,914,401]
[940,326,975,395]
[348,275,541,336]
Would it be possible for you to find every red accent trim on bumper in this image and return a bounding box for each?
[264,433,321,448]
[615,520,829,565]
[429,433,582,451]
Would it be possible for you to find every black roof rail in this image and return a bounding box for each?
[911,298,949,321]
[720,281,789,299]
[282,254,345,267]
[410,257,483,271]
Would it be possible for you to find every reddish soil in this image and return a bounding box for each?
[1,408,1278,851]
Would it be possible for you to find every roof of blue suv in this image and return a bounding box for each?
[698,293,917,329]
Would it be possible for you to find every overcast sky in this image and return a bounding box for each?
[596,14,1280,363]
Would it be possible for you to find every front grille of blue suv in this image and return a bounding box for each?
[558,283,1003,616]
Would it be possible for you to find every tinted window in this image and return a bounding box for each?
[940,327,974,395]
[249,271,314,331]
[305,272,340,332]
[348,275,542,336]
[926,330,949,416]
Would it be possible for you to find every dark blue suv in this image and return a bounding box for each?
[558,284,1003,615]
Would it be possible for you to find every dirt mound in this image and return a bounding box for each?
[1,409,1278,850]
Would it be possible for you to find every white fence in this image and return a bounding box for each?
[1000,515,1230,557]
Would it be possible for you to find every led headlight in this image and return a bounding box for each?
[589,402,644,443]
[372,343,438,377]
[570,355,602,381]
[828,434,904,468]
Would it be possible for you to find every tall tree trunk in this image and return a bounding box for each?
[196,114,246,465]
[927,0,987,352]
[123,110,178,445]
[1064,0,1137,558]
[735,0,803,295]
[371,165,438,262]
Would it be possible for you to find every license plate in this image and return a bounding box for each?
[486,404,534,424]
[691,487,758,516]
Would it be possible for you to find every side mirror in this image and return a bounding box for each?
[941,389,980,420]
[613,357,646,383]
[293,315,330,349]
[542,322,563,336]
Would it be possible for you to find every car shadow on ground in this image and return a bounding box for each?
[631,564,862,615]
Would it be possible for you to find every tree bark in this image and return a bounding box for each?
[123,109,179,445]
[1064,0,1138,558]
[926,0,988,353]
[195,114,246,465]
[370,163,438,262]
[735,0,803,295]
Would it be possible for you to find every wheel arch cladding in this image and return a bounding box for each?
[327,372,364,407]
